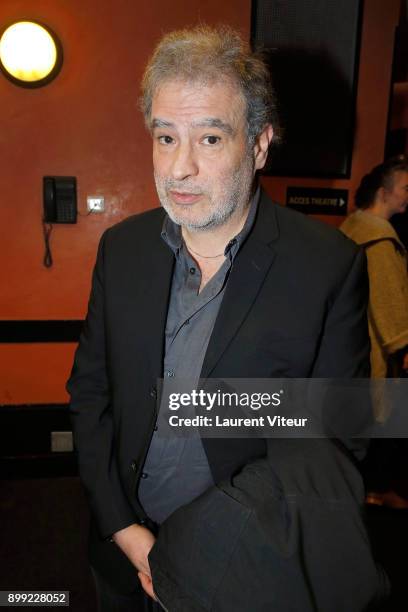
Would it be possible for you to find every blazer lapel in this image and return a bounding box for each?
[201,192,280,377]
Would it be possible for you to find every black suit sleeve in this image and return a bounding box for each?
[311,247,370,378]
[67,232,137,539]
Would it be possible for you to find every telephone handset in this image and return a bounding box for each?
[43,176,77,224]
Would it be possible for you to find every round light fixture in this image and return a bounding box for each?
[0,20,62,87]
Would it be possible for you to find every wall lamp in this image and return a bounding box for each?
[0,20,63,88]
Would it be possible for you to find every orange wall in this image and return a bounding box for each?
[0,0,400,404]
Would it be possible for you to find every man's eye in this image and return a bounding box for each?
[202,135,220,145]
[158,135,174,144]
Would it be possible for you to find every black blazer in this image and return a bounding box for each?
[67,190,372,596]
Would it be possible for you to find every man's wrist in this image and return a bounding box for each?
[112,522,140,543]
[110,522,156,576]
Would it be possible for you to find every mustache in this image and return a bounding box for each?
[156,177,205,195]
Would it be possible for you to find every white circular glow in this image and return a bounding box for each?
[0,21,58,83]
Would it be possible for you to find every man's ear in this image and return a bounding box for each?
[254,124,274,171]
[377,186,387,204]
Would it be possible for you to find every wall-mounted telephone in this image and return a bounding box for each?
[43,176,77,223]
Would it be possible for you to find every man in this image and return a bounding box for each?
[67,26,386,611]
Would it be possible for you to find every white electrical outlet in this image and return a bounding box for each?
[87,196,105,213]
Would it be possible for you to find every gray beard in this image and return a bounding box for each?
[154,158,254,232]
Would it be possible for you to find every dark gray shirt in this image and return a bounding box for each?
[137,189,259,524]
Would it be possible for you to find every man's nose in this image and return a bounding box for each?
[170,141,199,181]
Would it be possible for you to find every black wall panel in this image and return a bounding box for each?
[252,0,363,177]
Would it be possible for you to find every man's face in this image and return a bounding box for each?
[384,171,408,216]
[150,79,262,231]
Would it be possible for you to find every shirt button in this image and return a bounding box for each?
[130,461,137,471]
[166,370,175,377]
[189,267,196,275]
[141,472,148,479]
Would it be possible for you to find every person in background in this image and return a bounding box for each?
[340,157,408,378]
[340,156,408,507]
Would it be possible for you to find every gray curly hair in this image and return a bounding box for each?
[140,25,280,145]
